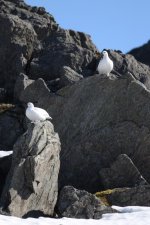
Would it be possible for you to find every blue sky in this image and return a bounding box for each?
[25,0,150,53]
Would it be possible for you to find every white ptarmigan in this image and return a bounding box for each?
[97,50,113,77]
[26,102,52,123]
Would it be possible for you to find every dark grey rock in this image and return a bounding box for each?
[35,73,150,192]
[0,121,61,218]
[0,0,98,100]
[0,105,24,150]
[0,88,7,103]
[0,154,12,197]
[106,185,150,206]
[5,0,25,5]
[99,154,148,189]
[47,78,61,93]
[0,207,10,216]
[14,73,34,101]
[1,0,57,41]
[0,0,57,99]
[2,0,150,197]
[59,66,83,88]
[57,186,116,219]
[18,78,50,103]
[108,50,150,89]
[0,12,37,97]
[128,40,150,67]
[29,28,98,81]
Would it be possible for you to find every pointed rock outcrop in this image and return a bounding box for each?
[0,121,61,218]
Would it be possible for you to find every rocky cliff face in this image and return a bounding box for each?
[38,73,150,192]
[0,0,98,100]
[1,0,150,219]
[128,40,150,66]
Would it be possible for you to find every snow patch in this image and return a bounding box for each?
[0,206,150,225]
[0,150,13,158]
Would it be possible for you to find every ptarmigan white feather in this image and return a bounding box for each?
[26,102,52,123]
[97,50,113,76]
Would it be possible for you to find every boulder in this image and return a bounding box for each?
[128,40,150,67]
[59,66,83,88]
[29,28,98,80]
[99,154,148,189]
[0,208,10,216]
[0,121,61,218]
[57,186,117,219]
[36,73,150,192]
[14,73,34,101]
[14,67,83,101]
[99,185,150,207]
[16,77,50,103]
[108,50,150,89]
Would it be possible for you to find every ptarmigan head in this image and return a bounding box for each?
[27,102,34,108]
[102,50,108,57]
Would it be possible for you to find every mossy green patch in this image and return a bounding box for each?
[95,188,124,206]
[0,104,15,113]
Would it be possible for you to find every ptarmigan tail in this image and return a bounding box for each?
[47,116,52,120]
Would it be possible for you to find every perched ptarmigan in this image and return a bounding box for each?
[97,50,113,77]
[26,102,52,123]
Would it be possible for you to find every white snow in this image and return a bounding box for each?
[0,206,150,225]
[0,150,13,158]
